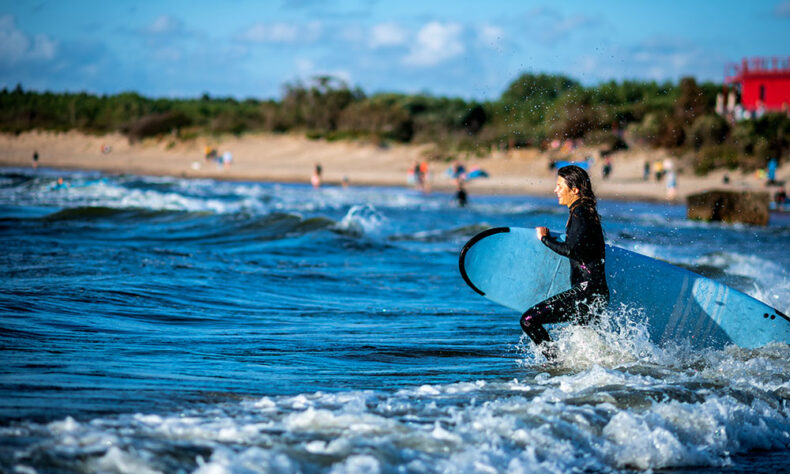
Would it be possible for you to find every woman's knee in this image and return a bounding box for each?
[521,310,551,344]
[520,307,541,331]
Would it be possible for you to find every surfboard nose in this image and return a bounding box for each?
[459,227,510,296]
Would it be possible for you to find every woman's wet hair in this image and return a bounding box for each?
[558,165,600,223]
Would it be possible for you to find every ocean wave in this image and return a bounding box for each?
[691,252,790,311]
[389,224,492,243]
[331,204,388,238]
[42,206,184,221]
[5,355,789,473]
[4,168,790,472]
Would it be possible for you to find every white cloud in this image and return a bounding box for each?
[338,24,365,43]
[152,46,183,62]
[477,23,504,48]
[0,15,28,62]
[570,37,725,83]
[30,34,57,60]
[291,58,351,86]
[328,69,351,84]
[370,22,408,48]
[238,21,322,44]
[0,14,57,63]
[403,21,464,67]
[633,37,701,73]
[145,15,184,35]
[524,8,598,44]
[295,58,314,76]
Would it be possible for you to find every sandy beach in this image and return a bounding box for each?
[1,130,785,202]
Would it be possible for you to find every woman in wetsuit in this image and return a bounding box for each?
[520,165,608,354]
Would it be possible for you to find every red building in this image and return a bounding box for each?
[725,57,790,113]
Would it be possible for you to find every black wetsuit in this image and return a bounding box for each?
[520,201,609,346]
[456,188,468,207]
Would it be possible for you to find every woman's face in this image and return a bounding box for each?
[554,176,579,207]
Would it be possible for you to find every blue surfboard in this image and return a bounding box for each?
[459,227,790,349]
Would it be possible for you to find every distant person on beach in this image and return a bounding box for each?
[666,170,677,200]
[311,163,322,188]
[204,146,217,162]
[776,188,787,209]
[774,188,787,210]
[411,161,424,190]
[220,151,232,169]
[767,158,778,184]
[602,156,612,180]
[32,150,39,169]
[643,161,650,181]
[521,165,608,359]
[406,160,420,187]
[654,159,664,181]
[420,161,431,193]
[455,179,468,207]
[663,159,676,200]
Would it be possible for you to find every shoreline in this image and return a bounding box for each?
[1,130,785,203]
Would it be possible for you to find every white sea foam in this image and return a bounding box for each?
[10,356,790,473]
[692,251,790,311]
[333,204,388,238]
[88,446,160,474]
[1,170,436,216]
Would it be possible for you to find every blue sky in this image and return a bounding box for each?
[1,0,789,100]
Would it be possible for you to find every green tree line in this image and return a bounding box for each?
[2,73,788,174]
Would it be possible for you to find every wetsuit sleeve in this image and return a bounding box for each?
[540,207,586,259]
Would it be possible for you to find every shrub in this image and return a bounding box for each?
[688,114,729,149]
[337,100,414,142]
[627,112,666,146]
[693,144,739,175]
[727,121,757,155]
[124,111,191,143]
[546,90,605,139]
[584,130,627,151]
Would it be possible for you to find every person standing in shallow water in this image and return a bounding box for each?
[520,165,609,358]
[311,163,322,188]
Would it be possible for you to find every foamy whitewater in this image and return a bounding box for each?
[1,168,789,473]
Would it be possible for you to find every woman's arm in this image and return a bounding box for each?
[539,207,587,259]
[540,232,570,257]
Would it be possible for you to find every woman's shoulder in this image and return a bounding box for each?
[570,202,598,220]
[570,202,589,216]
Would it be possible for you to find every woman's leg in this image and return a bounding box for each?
[519,285,592,345]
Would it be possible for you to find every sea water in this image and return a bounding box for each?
[1,167,789,473]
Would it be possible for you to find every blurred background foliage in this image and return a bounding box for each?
[2,73,788,174]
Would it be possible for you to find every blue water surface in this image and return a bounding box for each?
[1,167,789,473]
